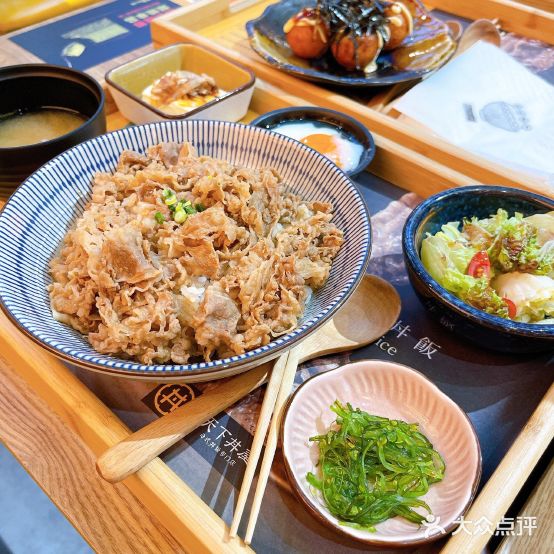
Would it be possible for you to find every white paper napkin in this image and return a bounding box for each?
[393,41,554,185]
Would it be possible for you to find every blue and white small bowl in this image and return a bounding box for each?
[0,120,371,381]
[403,185,554,353]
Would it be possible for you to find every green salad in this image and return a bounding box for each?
[307,401,445,532]
[421,209,554,323]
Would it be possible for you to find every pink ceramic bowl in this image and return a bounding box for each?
[281,360,481,547]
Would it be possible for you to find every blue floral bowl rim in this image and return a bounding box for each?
[0,119,372,378]
[403,185,554,338]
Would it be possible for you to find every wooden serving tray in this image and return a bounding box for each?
[151,0,554,198]
[0,78,552,553]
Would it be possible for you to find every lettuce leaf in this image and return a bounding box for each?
[522,239,554,278]
[466,208,509,237]
[481,210,554,276]
[421,228,508,317]
[421,223,477,283]
[442,270,509,317]
[486,211,528,271]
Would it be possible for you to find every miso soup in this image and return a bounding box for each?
[0,108,87,148]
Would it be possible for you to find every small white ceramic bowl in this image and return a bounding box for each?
[105,43,255,124]
[281,360,481,547]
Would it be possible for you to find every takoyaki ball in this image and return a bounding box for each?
[331,30,383,72]
[284,8,330,59]
[383,1,414,50]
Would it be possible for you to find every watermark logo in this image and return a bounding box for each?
[422,515,447,538]
[423,515,538,538]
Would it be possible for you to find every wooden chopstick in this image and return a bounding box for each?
[228,351,289,538]
[244,345,303,544]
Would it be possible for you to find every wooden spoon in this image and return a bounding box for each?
[96,274,401,483]
[445,20,463,42]
[455,19,501,56]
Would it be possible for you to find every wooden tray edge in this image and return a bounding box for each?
[441,382,554,553]
[434,0,554,45]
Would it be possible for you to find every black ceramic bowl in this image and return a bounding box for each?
[250,107,375,177]
[403,186,554,353]
[0,64,106,189]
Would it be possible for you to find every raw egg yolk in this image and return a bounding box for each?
[300,133,343,168]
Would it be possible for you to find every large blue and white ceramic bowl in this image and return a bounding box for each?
[403,186,554,353]
[0,120,371,381]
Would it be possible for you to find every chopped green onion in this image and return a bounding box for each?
[154,212,165,224]
[160,190,202,222]
[174,210,188,224]
[163,188,177,206]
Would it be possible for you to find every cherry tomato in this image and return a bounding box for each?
[467,251,491,280]
[504,298,517,319]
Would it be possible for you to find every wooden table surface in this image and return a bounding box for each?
[0,352,184,554]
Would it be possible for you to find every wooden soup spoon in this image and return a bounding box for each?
[97,274,401,483]
[456,19,501,56]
